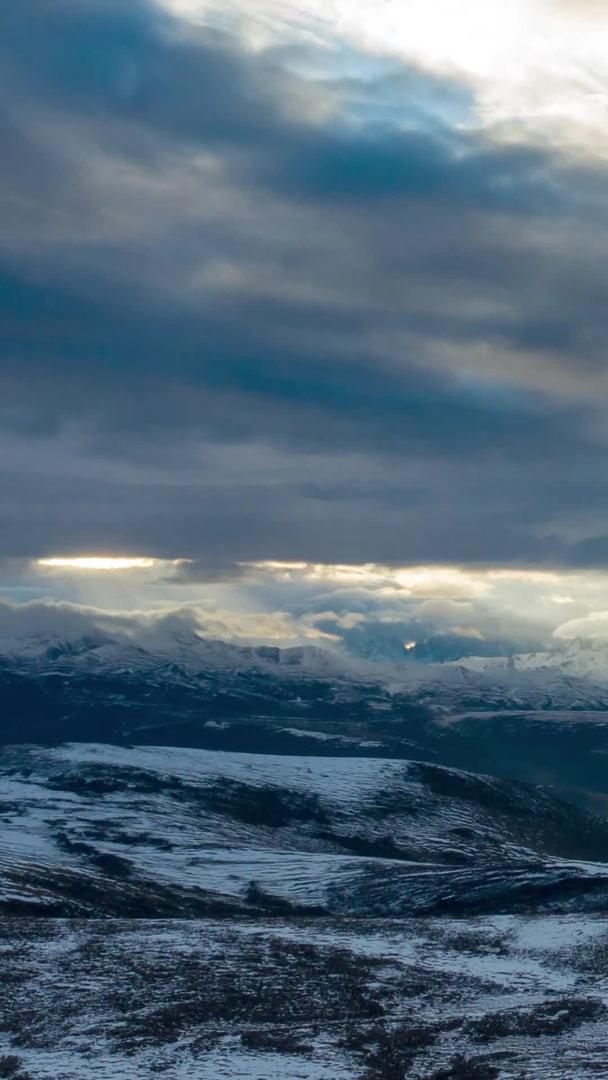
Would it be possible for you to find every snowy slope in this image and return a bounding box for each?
[2,743,608,919]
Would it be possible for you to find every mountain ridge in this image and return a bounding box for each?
[3,625,608,689]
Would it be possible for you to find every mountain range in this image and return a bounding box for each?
[2,623,608,682]
[3,626,608,811]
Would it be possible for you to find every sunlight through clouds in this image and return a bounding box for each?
[38,557,157,571]
[11,557,608,656]
[164,0,608,153]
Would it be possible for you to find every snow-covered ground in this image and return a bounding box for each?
[1,914,608,1078]
[3,742,608,1077]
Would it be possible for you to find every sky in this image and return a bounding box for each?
[4,0,608,657]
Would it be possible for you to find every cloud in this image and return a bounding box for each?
[0,595,333,651]
[172,0,608,155]
[554,612,608,641]
[9,558,608,657]
[164,559,252,584]
[2,0,608,572]
[0,588,537,660]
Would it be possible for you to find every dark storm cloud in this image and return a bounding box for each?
[3,0,608,567]
[0,1,560,208]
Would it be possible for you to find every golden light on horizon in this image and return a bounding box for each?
[38,557,156,571]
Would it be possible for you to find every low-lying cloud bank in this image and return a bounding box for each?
[0,596,312,652]
[4,559,608,661]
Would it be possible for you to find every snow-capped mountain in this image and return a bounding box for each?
[0,625,345,676]
[3,622,608,692]
[451,637,608,681]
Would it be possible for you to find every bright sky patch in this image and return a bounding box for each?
[38,558,156,572]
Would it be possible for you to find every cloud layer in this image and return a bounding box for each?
[3,0,608,576]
